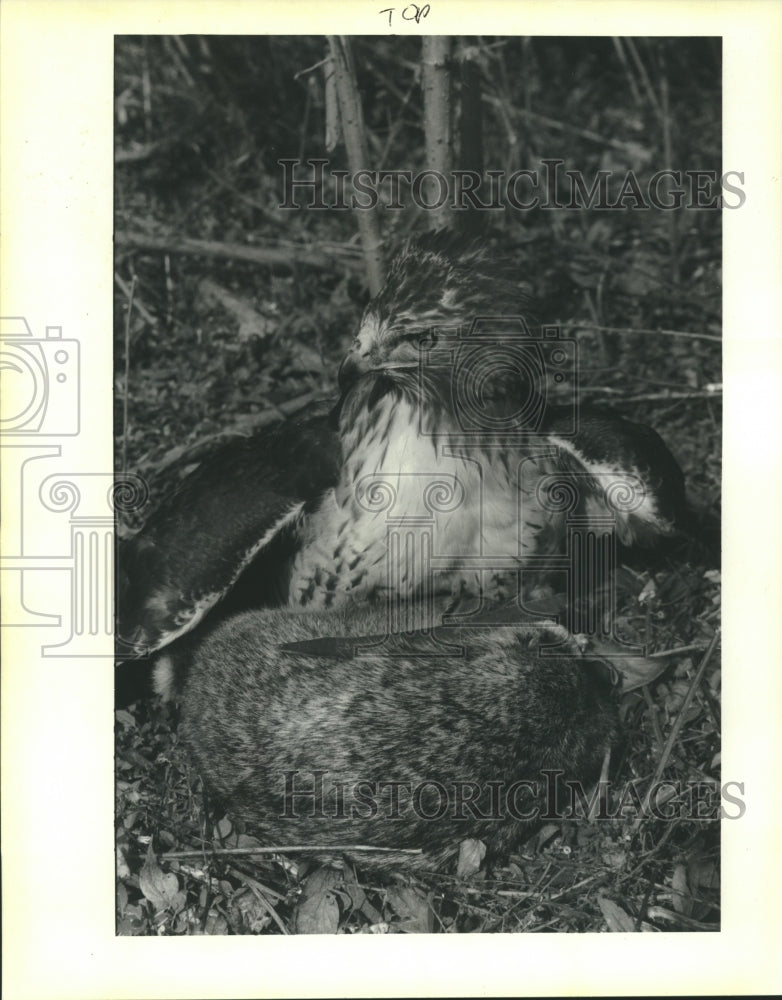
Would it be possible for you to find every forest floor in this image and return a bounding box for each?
[114,35,722,934]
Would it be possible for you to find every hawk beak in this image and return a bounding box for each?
[337,352,367,392]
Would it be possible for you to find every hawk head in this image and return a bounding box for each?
[337,230,534,435]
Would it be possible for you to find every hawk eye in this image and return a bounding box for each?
[400,331,438,347]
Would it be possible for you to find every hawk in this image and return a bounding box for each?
[117,230,694,670]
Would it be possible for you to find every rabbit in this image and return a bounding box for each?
[157,602,618,872]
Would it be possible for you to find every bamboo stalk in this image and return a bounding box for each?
[421,36,453,231]
[458,39,483,236]
[327,36,385,294]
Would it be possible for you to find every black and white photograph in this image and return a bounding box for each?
[113,32,724,935]
[2,1,781,997]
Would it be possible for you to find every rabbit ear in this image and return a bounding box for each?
[582,637,671,694]
[581,656,623,691]
[613,652,670,694]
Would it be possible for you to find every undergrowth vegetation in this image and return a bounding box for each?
[115,35,721,934]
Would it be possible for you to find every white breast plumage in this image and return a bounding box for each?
[287,392,562,608]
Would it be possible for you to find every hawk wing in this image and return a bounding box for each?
[116,402,340,659]
[543,404,689,547]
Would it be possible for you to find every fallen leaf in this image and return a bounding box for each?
[598,896,636,932]
[199,278,274,342]
[456,838,487,878]
[294,867,341,935]
[122,810,139,831]
[601,845,627,870]
[534,823,561,852]
[116,847,131,879]
[638,578,657,604]
[213,815,233,841]
[340,862,384,926]
[687,857,720,918]
[235,833,263,850]
[202,910,230,935]
[386,884,434,934]
[229,888,273,934]
[671,863,691,915]
[139,844,186,912]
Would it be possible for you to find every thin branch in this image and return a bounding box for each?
[227,867,290,935]
[164,844,423,857]
[624,38,663,120]
[115,231,362,274]
[114,271,157,327]
[633,629,721,830]
[293,55,330,81]
[200,163,288,225]
[612,38,642,106]
[120,275,137,480]
[115,142,162,165]
[646,906,719,931]
[580,389,722,403]
[482,95,647,153]
[564,323,721,344]
[648,644,709,659]
[659,46,679,292]
[377,77,418,172]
